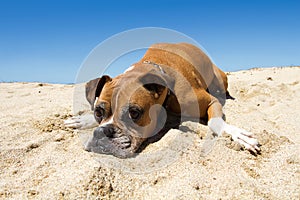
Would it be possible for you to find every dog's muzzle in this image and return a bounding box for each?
[84,124,133,158]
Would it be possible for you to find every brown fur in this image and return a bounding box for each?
[136,43,227,120]
[85,43,230,157]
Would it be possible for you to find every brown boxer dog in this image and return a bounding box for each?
[65,43,260,158]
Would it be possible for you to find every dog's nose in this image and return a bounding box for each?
[93,127,105,139]
[94,125,115,138]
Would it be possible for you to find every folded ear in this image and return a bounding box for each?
[85,75,112,110]
[139,73,168,99]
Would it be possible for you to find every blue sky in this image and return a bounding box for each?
[0,0,299,83]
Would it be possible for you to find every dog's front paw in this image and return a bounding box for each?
[224,125,260,154]
[64,114,98,129]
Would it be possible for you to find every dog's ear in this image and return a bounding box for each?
[85,75,112,110]
[139,73,168,98]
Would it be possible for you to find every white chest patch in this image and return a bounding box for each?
[124,65,135,73]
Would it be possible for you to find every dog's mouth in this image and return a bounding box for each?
[84,127,138,158]
[84,111,181,158]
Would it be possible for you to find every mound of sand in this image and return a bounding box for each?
[0,67,299,199]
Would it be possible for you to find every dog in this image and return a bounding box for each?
[65,43,260,158]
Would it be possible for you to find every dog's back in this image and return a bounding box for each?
[139,43,229,103]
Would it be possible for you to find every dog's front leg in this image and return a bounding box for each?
[207,98,260,153]
[64,114,98,129]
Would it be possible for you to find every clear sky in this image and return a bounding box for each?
[0,0,299,83]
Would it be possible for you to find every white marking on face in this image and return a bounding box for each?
[99,115,114,127]
[124,65,135,73]
[93,97,98,109]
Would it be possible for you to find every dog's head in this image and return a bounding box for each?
[84,64,173,158]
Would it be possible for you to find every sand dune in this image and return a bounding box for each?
[0,67,299,199]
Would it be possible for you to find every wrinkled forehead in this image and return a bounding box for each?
[99,79,118,101]
[113,80,143,104]
[112,80,156,113]
[101,66,162,109]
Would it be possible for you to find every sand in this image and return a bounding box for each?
[0,66,299,199]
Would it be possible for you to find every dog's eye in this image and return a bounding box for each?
[128,107,141,121]
[94,107,105,122]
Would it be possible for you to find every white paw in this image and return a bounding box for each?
[208,117,260,154]
[64,114,98,129]
[224,124,260,153]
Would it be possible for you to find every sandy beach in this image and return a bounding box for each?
[0,66,299,199]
